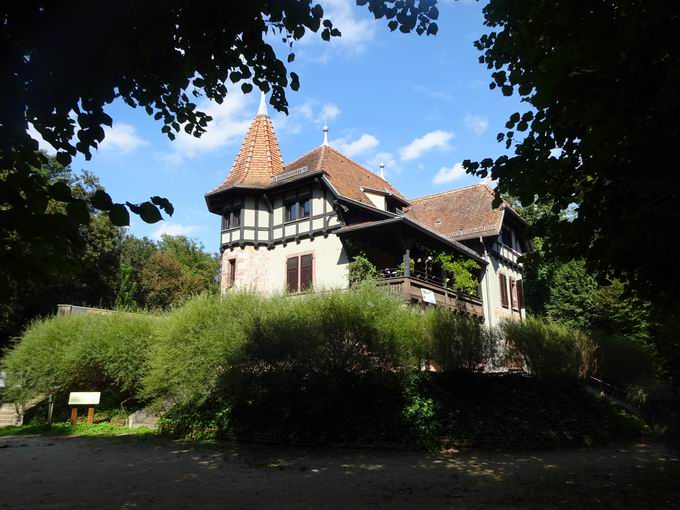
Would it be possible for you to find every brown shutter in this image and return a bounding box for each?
[517,279,525,309]
[510,277,517,309]
[286,256,299,292]
[300,254,313,291]
[499,274,509,308]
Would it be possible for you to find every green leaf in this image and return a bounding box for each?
[108,203,130,226]
[66,200,90,225]
[90,189,114,210]
[290,72,300,91]
[138,202,163,223]
[241,83,253,93]
[49,181,73,202]
[151,196,174,216]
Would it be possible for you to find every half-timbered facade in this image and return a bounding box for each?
[205,94,527,321]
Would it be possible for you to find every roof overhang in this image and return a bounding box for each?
[335,216,486,265]
[205,170,326,213]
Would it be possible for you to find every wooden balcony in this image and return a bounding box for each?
[376,275,484,317]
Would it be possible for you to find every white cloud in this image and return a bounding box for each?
[164,93,253,163]
[464,114,489,135]
[27,124,57,155]
[318,0,376,51]
[366,151,398,177]
[151,222,199,240]
[272,99,341,135]
[399,130,454,161]
[332,133,379,157]
[101,123,148,153]
[432,162,466,185]
[320,103,341,122]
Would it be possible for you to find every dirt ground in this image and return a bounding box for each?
[0,435,678,509]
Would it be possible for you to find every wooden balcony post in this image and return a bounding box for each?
[403,247,411,277]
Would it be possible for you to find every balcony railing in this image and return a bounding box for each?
[375,268,484,317]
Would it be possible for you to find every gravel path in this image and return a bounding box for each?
[0,435,677,509]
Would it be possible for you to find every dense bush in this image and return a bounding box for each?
[428,309,500,371]
[501,318,596,380]
[593,333,658,387]
[143,292,262,407]
[215,284,428,443]
[424,372,645,449]
[1,285,649,448]
[1,312,156,408]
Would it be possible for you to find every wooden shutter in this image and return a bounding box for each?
[510,277,518,309]
[517,279,525,309]
[499,274,509,308]
[300,254,313,290]
[286,257,299,292]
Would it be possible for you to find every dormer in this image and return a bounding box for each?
[360,186,410,214]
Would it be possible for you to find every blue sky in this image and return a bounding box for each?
[47,0,522,253]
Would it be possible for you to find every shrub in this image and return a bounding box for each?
[143,292,263,407]
[1,312,156,408]
[593,333,658,387]
[216,283,428,442]
[429,309,500,371]
[501,318,596,380]
[347,254,378,286]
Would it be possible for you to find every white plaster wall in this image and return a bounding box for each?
[222,234,349,295]
[480,253,525,328]
[364,191,386,211]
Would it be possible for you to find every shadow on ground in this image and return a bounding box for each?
[0,435,677,509]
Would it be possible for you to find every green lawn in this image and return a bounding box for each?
[0,422,156,437]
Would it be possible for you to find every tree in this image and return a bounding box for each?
[157,235,219,293]
[464,1,680,306]
[115,236,158,309]
[0,160,124,347]
[140,252,186,309]
[1,1,439,280]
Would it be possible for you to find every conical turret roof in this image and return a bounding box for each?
[211,94,284,191]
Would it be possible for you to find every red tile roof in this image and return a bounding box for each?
[283,145,408,207]
[210,112,284,192]
[407,184,521,240]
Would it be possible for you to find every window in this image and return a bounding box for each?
[285,197,311,222]
[300,197,310,218]
[499,273,509,308]
[517,279,525,309]
[300,254,313,290]
[286,254,314,292]
[286,256,298,292]
[510,277,518,310]
[500,227,513,247]
[285,200,298,222]
[221,207,241,229]
[226,259,236,288]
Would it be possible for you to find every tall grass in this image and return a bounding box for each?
[501,318,596,380]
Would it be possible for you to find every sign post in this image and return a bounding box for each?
[68,392,101,426]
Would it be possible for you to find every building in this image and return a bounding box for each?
[205,94,527,326]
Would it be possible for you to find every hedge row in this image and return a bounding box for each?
[1,284,647,446]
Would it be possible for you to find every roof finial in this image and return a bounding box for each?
[257,91,268,116]
[379,160,385,179]
[322,122,329,146]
